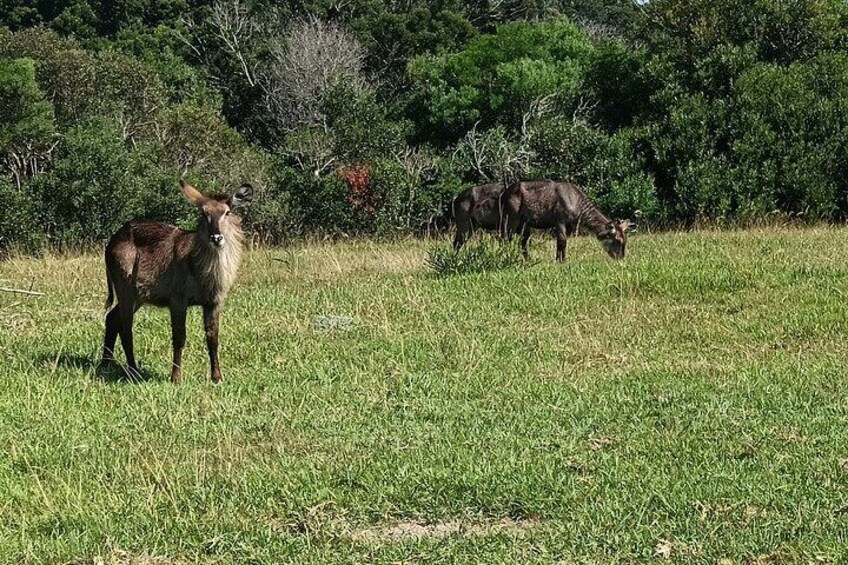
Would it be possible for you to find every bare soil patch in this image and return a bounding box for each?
[350,516,541,542]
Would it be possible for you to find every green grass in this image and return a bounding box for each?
[3,228,848,563]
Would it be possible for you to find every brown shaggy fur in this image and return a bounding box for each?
[500,180,636,261]
[102,180,252,383]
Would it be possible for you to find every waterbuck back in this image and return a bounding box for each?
[451,182,509,250]
[102,180,253,383]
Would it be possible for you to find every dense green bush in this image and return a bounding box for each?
[729,53,848,218]
[279,167,354,235]
[529,118,658,221]
[0,58,54,151]
[408,17,595,142]
[4,0,848,251]
[31,117,180,246]
[0,179,42,253]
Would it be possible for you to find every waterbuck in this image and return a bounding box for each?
[101,180,253,383]
[501,180,636,261]
[451,182,509,250]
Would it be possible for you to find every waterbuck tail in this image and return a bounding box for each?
[446,197,457,220]
[104,262,115,312]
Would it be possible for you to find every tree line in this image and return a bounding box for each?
[2,0,848,251]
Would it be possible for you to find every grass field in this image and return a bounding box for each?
[3,228,848,563]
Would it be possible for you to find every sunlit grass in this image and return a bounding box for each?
[2,227,848,562]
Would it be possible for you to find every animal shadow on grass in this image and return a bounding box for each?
[39,353,155,383]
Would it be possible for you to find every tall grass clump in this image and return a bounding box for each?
[426,238,529,276]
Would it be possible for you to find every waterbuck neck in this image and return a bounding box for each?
[577,193,611,238]
[192,221,244,299]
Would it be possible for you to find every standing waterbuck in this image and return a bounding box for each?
[451,181,510,250]
[501,180,637,261]
[102,180,253,382]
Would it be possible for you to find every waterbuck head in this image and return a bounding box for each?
[599,219,637,260]
[181,180,253,249]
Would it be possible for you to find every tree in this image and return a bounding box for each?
[352,1,476,88]
[0,58,56,188]
[0,27,167,134]
[635,0,848,221]
[463,0,640,30]
[408,17,595,143]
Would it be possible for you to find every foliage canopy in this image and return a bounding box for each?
[2,0,848,250]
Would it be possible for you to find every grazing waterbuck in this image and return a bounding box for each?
[501,180,637,261]
[451,181,509,250]
[101,180,253,383]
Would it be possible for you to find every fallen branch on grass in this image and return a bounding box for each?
[0,287,45,297]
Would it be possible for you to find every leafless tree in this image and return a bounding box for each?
[393,145,435,187]
[521,94,555,138]
[177,4,369,176]
[265,17,367,134]
[453,95,555,183]
[453,122,529,183]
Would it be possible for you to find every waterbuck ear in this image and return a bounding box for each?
[229,183,253,209]
[181,180,205,206]
[618,219,637,233]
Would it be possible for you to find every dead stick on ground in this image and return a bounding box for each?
[0,287,45,297]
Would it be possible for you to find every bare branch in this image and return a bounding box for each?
[453,121,533,184]
[572,95,599,125]
[521,94,555,139]
[176,0,273,92]
[284,126,338,178]
[2,137,59,189]
[572,15,624,43]
[209,0,261,87]
[392,145,436,227]
[451,91,560,183]
[392,145,435,185]
[173,18,204,62]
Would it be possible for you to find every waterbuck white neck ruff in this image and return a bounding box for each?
[195,223,244,298]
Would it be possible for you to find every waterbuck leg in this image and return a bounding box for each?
[101,307,121,364]
[452,231,464,251]
[118,302,139,378]
[169,305,187,384]
[453,221,470,251]
[203,303,222,383]
[503,214,520,242]
[555,238,567,261]
[500,213,511,240]
[520,227,531,259]
[555,224,568,262]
